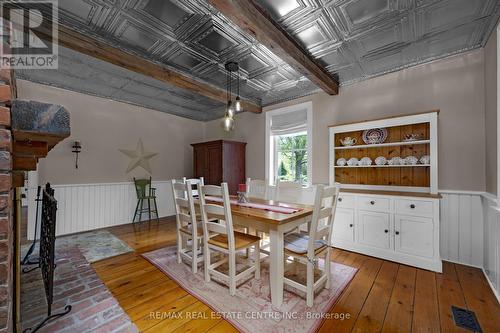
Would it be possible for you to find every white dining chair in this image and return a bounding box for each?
[183,177,204,196]
[275,179,303,203]
[282,183,340,307]
[171,179,204,273]
[246,178,269,200]
[199,182,261,295]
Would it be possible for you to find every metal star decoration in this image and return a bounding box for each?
[118,138,158,174]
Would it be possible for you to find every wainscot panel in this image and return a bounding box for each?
[482,194,500,303]
[439,191,484,268]
[28,181,175,237]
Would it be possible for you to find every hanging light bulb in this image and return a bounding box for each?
[221,115,234,132]
[235,96,241,112]
[227,100,235,118]
[235,66,242,112]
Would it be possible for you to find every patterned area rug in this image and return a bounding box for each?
[142,246,357,333]
[22,229,133,263]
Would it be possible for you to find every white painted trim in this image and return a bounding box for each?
[483,268,500,305]
[444,259,484,270]
[331,112,438,133]
[439,189,485,195]
[265,101,313,186]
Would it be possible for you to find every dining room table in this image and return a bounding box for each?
[197,195,314,307]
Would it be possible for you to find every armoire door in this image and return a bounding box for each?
[206,143,222,185]
[193,145,207,179]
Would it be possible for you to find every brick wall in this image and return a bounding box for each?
[0,68,13,333]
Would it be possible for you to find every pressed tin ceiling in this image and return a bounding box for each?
[17,0,500,121]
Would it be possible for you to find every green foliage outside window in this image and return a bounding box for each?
[275,133,308,184]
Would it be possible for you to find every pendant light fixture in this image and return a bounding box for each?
[221,61,242,132]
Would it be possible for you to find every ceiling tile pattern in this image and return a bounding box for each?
[18,0,500,121]
[258,0,499,84]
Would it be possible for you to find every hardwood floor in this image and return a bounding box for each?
[92,217,500,333]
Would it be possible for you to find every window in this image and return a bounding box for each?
[265,102,312,186]
[275,132,308,183]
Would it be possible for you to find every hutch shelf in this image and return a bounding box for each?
[328,111,441,272]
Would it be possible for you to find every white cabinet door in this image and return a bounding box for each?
[332,208,355,243]
[394,215,434,258]
[357,210,391,250]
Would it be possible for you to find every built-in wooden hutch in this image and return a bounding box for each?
[328,111,441,272]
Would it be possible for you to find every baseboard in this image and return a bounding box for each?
[443,259,500,305]
[442,259,484,270]
[482,268,500,305]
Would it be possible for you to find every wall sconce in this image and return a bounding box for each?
[72,141,81,169]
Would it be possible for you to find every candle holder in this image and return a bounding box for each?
[237,191,248,203]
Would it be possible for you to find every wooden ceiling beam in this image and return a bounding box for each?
[13,141,48,158]
[35,23,262,114]
[208,0,339,95]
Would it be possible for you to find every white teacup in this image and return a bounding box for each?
[420,155,430,165]
[347,157,359,166]
[405,156,418,165]
[375,156,387,165]
[337,158,347,166]
[359,157,372,166]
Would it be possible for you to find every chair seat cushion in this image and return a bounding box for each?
[208,231,260,250]
[284,233,327,255]
[180,224,203,237]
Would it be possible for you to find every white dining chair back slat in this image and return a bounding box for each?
[246,178,269,200]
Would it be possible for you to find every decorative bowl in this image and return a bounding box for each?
[375,156,387,165]
[388,157,403,165]
[336,158,347,166]
[347,157,359,166]
[420,155,430,165]
[405,156,418,165]
[362,128,388,144]
[359,157,372,166]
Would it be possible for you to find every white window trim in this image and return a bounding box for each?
[265,101,313,186]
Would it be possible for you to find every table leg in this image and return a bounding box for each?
[269,229,284,307]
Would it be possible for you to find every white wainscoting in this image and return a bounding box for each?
[439,190,484,268]
[27,181,175,238]
[482,194,500,302]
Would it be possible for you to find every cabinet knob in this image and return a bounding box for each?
[395,231,400,235]
[410,204,416,209]
[384,229,389,233]
[370,200,375,205]
[338,198,343,202]
[349,224,353,228]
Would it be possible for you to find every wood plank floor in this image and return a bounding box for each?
[92,217,500,333]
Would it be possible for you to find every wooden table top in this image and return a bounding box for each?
[199,196,314,225]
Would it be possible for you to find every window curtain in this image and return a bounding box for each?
[270,109,307,136]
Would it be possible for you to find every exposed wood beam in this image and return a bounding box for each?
[207,0,339,95]
[13,141,48,158]
[35,23,262,114]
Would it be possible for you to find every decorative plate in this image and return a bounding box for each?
[362,128,388,144]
